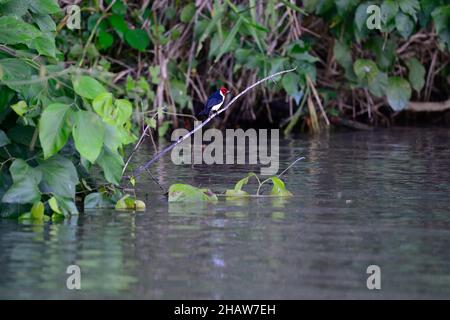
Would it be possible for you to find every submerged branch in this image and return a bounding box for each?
[132,67,297,177]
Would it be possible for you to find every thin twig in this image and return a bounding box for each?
[132,67,297,177]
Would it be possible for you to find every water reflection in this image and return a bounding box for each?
[0,128,450,299]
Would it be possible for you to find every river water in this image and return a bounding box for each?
[0,128,449,299]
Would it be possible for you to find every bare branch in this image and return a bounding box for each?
[132,67,297,177]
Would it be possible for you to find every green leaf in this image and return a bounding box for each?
[96,147,124,185]
[2,159,42,204]
[125,29,150,52]
[353,59,379,83]
[33,14,56,32]
[0,0,31,17]
[98,30,114,49]
[225,174,254,198]
[29,0,60,14]
[113,99,132,125]
[73,110,105,163]
[395,11,415,38]
[53,195,78,216]
[48,196,61,214]
[168,184,218,203]
[72,76,107,100]
[386,77,412,111]
[354,3,370,31]
[0,129,10,147]
[84,192,116,209]
[92,92,114,120]
[406,58,425,92]
[180,3,196,23]
[282,73,299,95]
[269,177,293,197]
[399,0,420,19]
[215,17,242,62]
[108,14,128,38]
[11,100,27,116]
[37,155,79,199]
[30,201,44,220]
[381,0,399,23]
[368,72,388,97]
[32,34,56,58]
[39,103,72,159]
[0,16,41,45]
[115,194,146,211]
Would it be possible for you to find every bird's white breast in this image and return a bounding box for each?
[211,90,225,111]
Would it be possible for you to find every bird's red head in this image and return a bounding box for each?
[220,87,230,95]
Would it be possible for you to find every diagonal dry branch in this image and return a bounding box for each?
[132,67,297,178]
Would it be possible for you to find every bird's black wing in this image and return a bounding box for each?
[205,93,223,110]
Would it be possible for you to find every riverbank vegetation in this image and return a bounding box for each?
[1,0,449,219]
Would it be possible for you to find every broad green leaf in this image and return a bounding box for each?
[395,12,415,38]
[353,59,379,83]
[282,73,299,95]
[37,155,79,199]
[354,3,370,31]
[111,0,126,15]
[0,129,10,147]
[0,0,31,17]
[53,195,78,216]
[98,30,114,50]
[84,192,116,209]
[11,100,27,116]
[33,14,56,32]
[368,72,388,97]
[32,34,56,58]
[108,14,128,38]
[269,177,293,197]
[39,103,72,159]
[114,99,132,125]
[30,201,44,220]
[73,110,105,163]
[125,29,150,52]
[406,58,425,92]
[0,16,41,44]
[386,77,412,111]
[96,147,124,185]
[72,76,107,100]
[29,0,60,14]
[399,0,420,20]
[381,0,399,23]
[180,3,196,23]
[2,159,42,204]
[115,195,146,211]
[92,92,114,120]
[168,184,218,203]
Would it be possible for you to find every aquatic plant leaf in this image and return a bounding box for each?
[115,194,146,211]
[168,184,217,203]
[30,201,44,220]
[269,177,293,197]
[48,196,61,214]
[84,192,115,209]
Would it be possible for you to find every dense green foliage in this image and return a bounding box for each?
[0,1,449,219]
[0,0,138,219]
